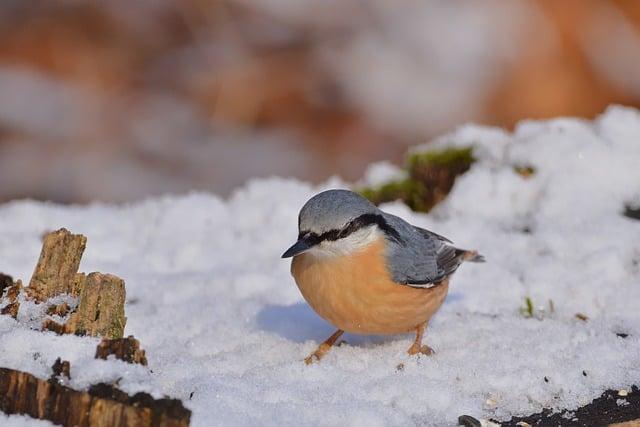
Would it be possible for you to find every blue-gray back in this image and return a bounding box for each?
[382,212,462,287]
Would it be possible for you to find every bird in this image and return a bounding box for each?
[282,189,483,364]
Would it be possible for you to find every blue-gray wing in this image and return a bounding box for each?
[413,225,453,243]
[381,212,463,288]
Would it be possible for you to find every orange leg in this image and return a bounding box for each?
[407,322,434,356]
[304,329,344,365]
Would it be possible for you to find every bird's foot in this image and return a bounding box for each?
[304,343,332,365]
[407,344,435,356]
[304,329,344,365]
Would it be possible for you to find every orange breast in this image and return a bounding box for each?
[291,238,449,334]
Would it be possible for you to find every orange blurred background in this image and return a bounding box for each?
[1,0,640,203]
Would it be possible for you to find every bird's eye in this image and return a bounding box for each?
[298,231,311,240]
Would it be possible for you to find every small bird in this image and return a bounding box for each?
[282,189,483,364]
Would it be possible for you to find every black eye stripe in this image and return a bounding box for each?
[300,213,403,245]
[299,232,321,246]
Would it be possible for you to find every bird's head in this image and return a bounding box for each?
[282,189,387,259]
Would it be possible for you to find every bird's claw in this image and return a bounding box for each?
[407,344,435,356]
[304,354,319,365]
[304,343,331,365]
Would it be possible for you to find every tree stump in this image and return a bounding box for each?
[46,302,72,317]
[51,358,71,381]
[0,279,22,319]
[64,273,127,339]
[27,228,87,301]
[0,229,185,426]
[9,228,129,339]
[0,273,13,296]
[41,272,127,339]
[0,302,19,319]
[0,365,191,427]
[95,336,148,366]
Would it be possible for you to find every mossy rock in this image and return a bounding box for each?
[358,146,475,212]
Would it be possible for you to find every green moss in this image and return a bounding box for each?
[108,315,126,339]
[358,146,475,213]
[407,146,474,171]
[359,179,432,212]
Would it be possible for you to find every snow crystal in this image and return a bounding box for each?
[1,107,639,426]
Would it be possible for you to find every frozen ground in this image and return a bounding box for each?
[1,106,640,426]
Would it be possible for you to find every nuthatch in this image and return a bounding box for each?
[282,189,483,364]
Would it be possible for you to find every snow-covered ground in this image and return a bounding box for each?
[1,106,640,426]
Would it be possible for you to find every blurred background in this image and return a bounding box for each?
[1,0,640,203]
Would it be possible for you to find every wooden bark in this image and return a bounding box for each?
[0,366,191,427]
[0,229,182,426]
[0,273,13,296]
[0,279,22,319]
[27,228,87,301]
[4,279,22,302]
[1,302,19,318]
[68,272,126,338]
[44,273,127,339]
[46,302,71,317]
[2,229,127,338]
[96,336,148,366]
[51,358,71,380]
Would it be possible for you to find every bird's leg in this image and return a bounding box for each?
[304,329,344,365]
[407,322,434,356]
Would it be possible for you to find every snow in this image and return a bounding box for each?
[0,414,54,427]
[617,398,630,407]
[359,161,408,187]
[1,106,640,426]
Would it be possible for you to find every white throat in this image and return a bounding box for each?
[307,225,381,258]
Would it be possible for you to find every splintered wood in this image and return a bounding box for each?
[0,273,13,295]
[27,228,87,301]
[51,358,71,381]
[0,228,127,339]
[0,228,192,426]
[0,279,22,319]
[45,272,127,339]
[0,365,191,427]
[46,302,71,317]
[96,336,148,366]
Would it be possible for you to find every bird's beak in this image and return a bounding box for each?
[281,237,314,258]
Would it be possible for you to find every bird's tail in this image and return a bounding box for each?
[458,249,485,263]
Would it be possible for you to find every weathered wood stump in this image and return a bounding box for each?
[0,279,22,319]
[0,273,13,296]
[96,336,148,366]
[4,228,129,339]
[42,272,127,339]
[2,229,127,338]
[0,365,191,427]
[46,302,71,317]
[0,301,19,319]
[27,228,87,301]
[67,273,127,339]
[51,358,71,381]
[0,229,190,426]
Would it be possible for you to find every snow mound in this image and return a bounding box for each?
[1,106,640,426]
